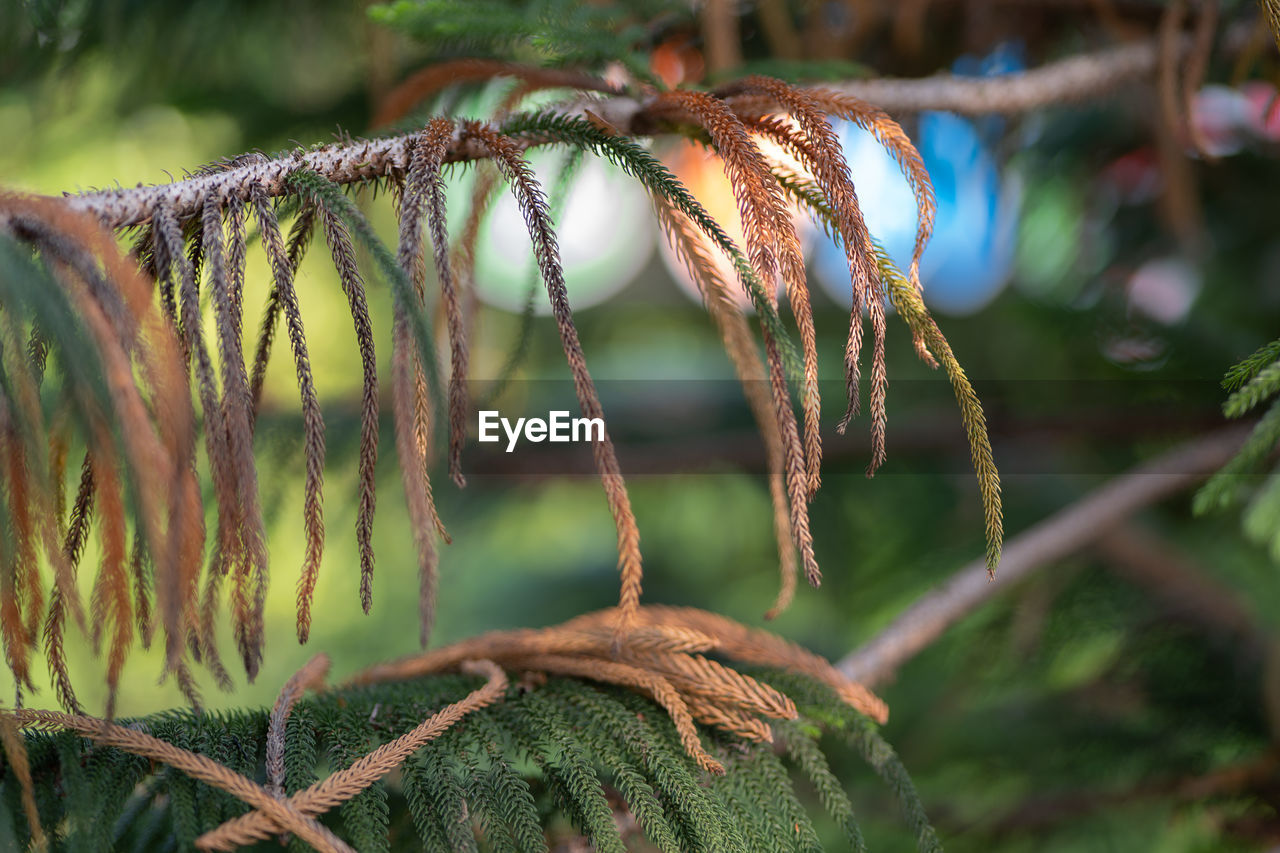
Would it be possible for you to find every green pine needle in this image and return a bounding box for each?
[2,672,942,851]
[1225,358,1280,418]
[285,168,447,421]
[1223,338,1280,392]
[499,110,806,386]
[1195,398,1280,515]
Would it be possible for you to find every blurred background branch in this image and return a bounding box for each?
[839,424,1253,686]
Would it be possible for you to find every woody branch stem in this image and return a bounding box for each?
[60,39,1175,231]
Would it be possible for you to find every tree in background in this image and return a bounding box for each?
[1,0,1279,849]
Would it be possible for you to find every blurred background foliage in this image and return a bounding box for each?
[5,0,1280,849]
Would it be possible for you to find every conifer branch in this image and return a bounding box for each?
[2,80,1004,713]
[198,659,508,850]
[58,39,1173,233]
[2,660,935,850]
[6,66,1001,740]
[818,37,1173,114]
[266,653,330,800]
[9,707,353,852]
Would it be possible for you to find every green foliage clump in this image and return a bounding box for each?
[1196,337,1280,560]
[369,0,683,82]
[0,672,941,851]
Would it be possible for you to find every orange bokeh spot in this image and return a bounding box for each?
[658,138,808,310]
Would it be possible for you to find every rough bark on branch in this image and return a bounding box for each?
[55,39,1171,231]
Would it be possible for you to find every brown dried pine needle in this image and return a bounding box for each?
[313,203,380,616]
[349,605,888,757]
[655,89,823,499]
[652,196,799,618]
[0,70,1006,711]
[1,193,203,702]
[266,652,331,799]
[394,119,457,646]
[198,658,507,850]
[743,110,890,474]
[9,706,353,853]
[252,190,326,655]
[408,118,470,490]
[462,121,645,638]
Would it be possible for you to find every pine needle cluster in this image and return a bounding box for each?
[369,0,685,86]
[0,66,1003,713]
[0,18,1017,846]
[0,663,940,852]
[1195,337,1280,561]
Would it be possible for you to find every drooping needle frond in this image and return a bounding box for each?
[0,68,1003,705]
[462,120,645,637]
